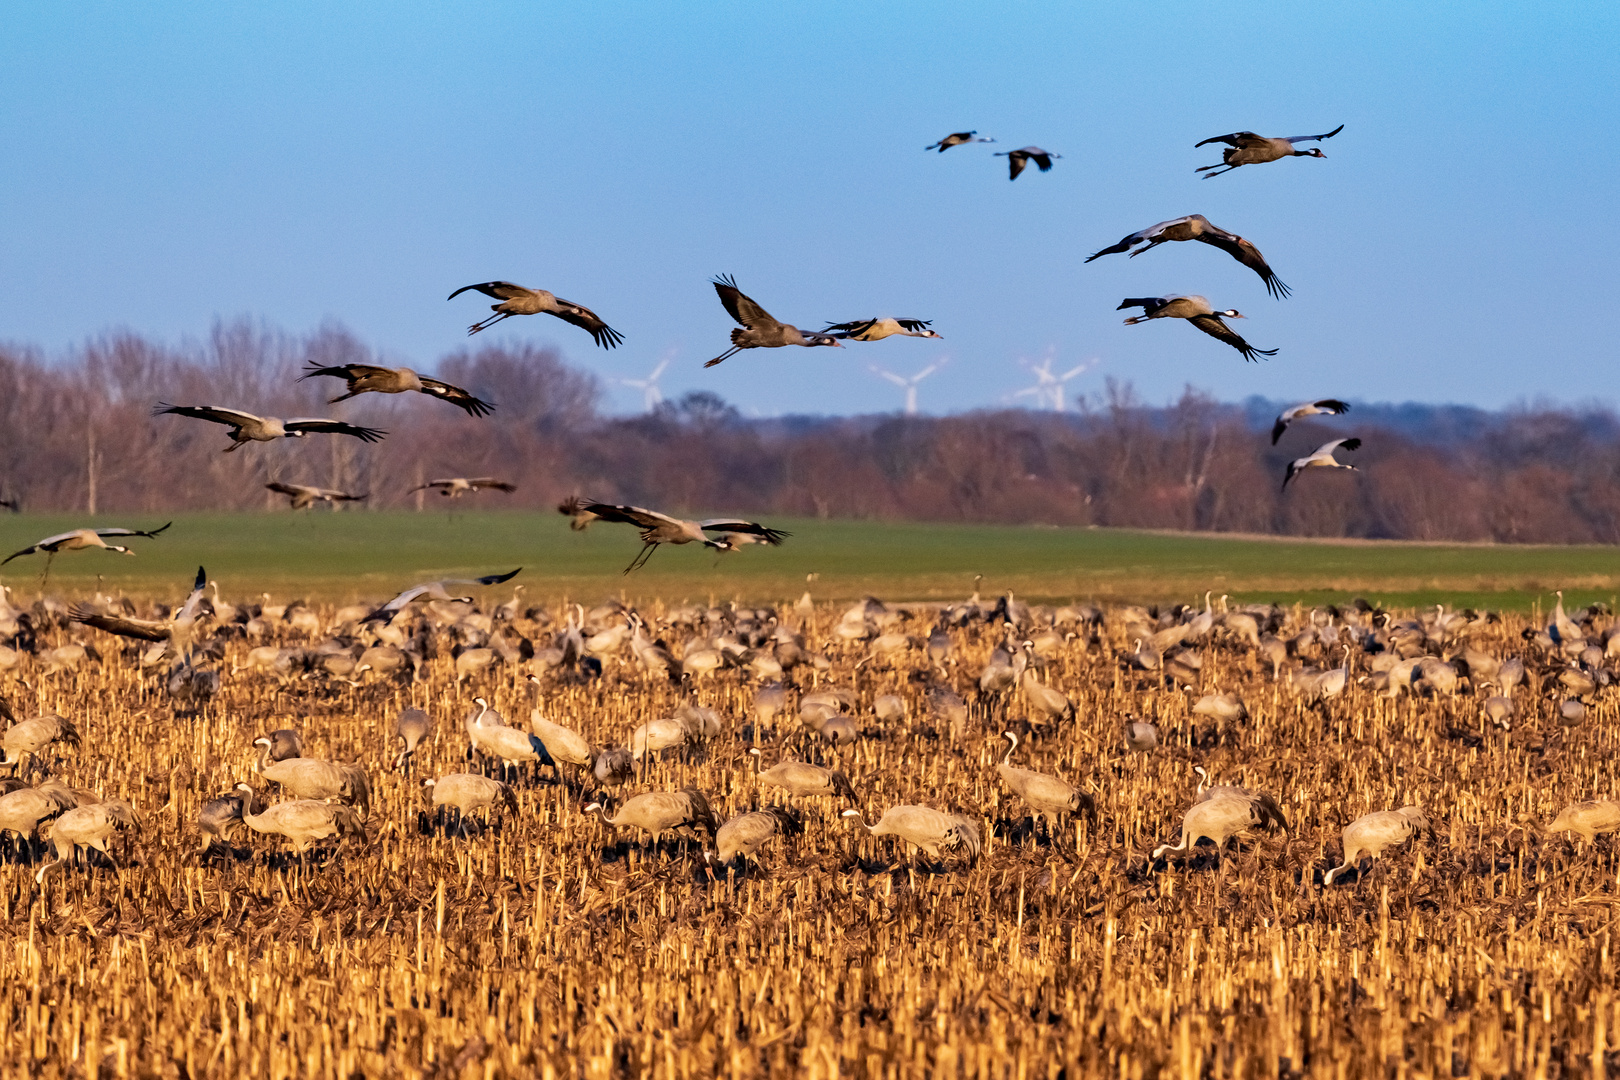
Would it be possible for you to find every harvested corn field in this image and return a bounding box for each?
[1,586,1618,1078]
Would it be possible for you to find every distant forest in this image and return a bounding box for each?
[3,320,1618,545]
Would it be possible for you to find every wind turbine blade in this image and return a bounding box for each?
[910,365,939,383]
[648,359,670,381]
[869,365,908,387]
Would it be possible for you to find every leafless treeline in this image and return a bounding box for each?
[4,321,1620,543]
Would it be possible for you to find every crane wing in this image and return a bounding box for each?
[698,520,790,545]
[896,319,935,333]
[446,281,532,302]
[1285,124,1343,144]
[1193,232,1291,299]
[282,419,388,442]
[572,501,681,531]
[1314,437,1361,457]
[1313,399,1350,414]
[712,276,778,329]
[299,363,390,383]
[415,376,496,417]
[1194,131,1263,148]
[174,566,209,624]
[265,481,309,497]
[822,319,878,338]
[467,479,517,492]
[69,606,171,642]
[544,298,624,349]
[1186,315,1278,362]
[94,522,172,540]
[153,404,263,428]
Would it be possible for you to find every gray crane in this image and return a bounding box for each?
[996,732,1089,833]
[1195,125,1342,178]
[424,773,518,836]
[822,318,942,342]
[704,275,843,367]
[584,789,718,848]
[266,481,368,510]
[394,708,432,771]
[558,497,788,573]
[153,404,386,451]
[2,523,172,581]
[1282,438,1361,490]
[36,799,137,883]
[993,146,1060,180]
[300,362,496,416]
[409,477,516,499]
[448,281,623,348]
[234,784,366,857]
[925,131,995,152]
[706,807,801,870]
[1,714,80,775]
[1323,806,1432,884]
[1270,400,1350,444]
[750,749,858,801]
[361,568,522,623]
[841,805,982,866]
[1117,296,1277,362]
[1085,215,1290,299]
[1152,776,1289,861]
[1546,800,1620,843]
[197,787,268,854]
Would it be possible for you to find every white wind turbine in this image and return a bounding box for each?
[1010,353,1095,412]
[870,361,944,415]
[617,356,670,411]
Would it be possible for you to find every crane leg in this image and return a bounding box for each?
[704,347,741,368]
[467,313,511,335]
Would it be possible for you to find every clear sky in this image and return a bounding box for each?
[3,2,1615,417]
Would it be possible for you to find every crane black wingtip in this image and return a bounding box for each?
[1270,421,1287,445]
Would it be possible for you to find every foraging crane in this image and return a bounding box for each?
[153,404,386,451]
[300,362,496,416]
[0,782,76,852]
[1323,806,1432,884]
[1085,215,1290,299]
[842,805,982,865]
[557,497,788,573]
[266,482,367,510]
[361,568,522,623]
[593,747,634,788]
[197,787,267,854]
[706,807,801,870]
[583,789,718,846]
[1118,296,1278,362]
[447,281,623,348]
[750,749,858,801]
[1545,800,1620,843]
[1124,719,1160,752]
[394,708,432,770]
[1195,125,1343,178]
[36,799,137,883]
[410,477,516,499]
[1282,438,1361,490]
[233,784,365,856]
[996,732,1089,832]
[993,146,1060,180]
[1271,400,1350,444]
[1152,774,1289,861]
[1,714,81,774]
[423,774,518,835]
[256,754,369,811]
[925,131,995,152]
[705,275,843,367]
[2,522,171,568]
[821,318,942,341]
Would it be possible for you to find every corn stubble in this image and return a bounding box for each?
[2,597,1617,1078]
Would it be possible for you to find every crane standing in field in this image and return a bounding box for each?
[447,281,624,348]
[557,497,789,573]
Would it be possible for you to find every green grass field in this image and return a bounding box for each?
[1,511,1616,612]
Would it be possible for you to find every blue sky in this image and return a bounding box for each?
[3,2,1615,417]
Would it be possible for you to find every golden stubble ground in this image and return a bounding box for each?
[0,598,1617,1079]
